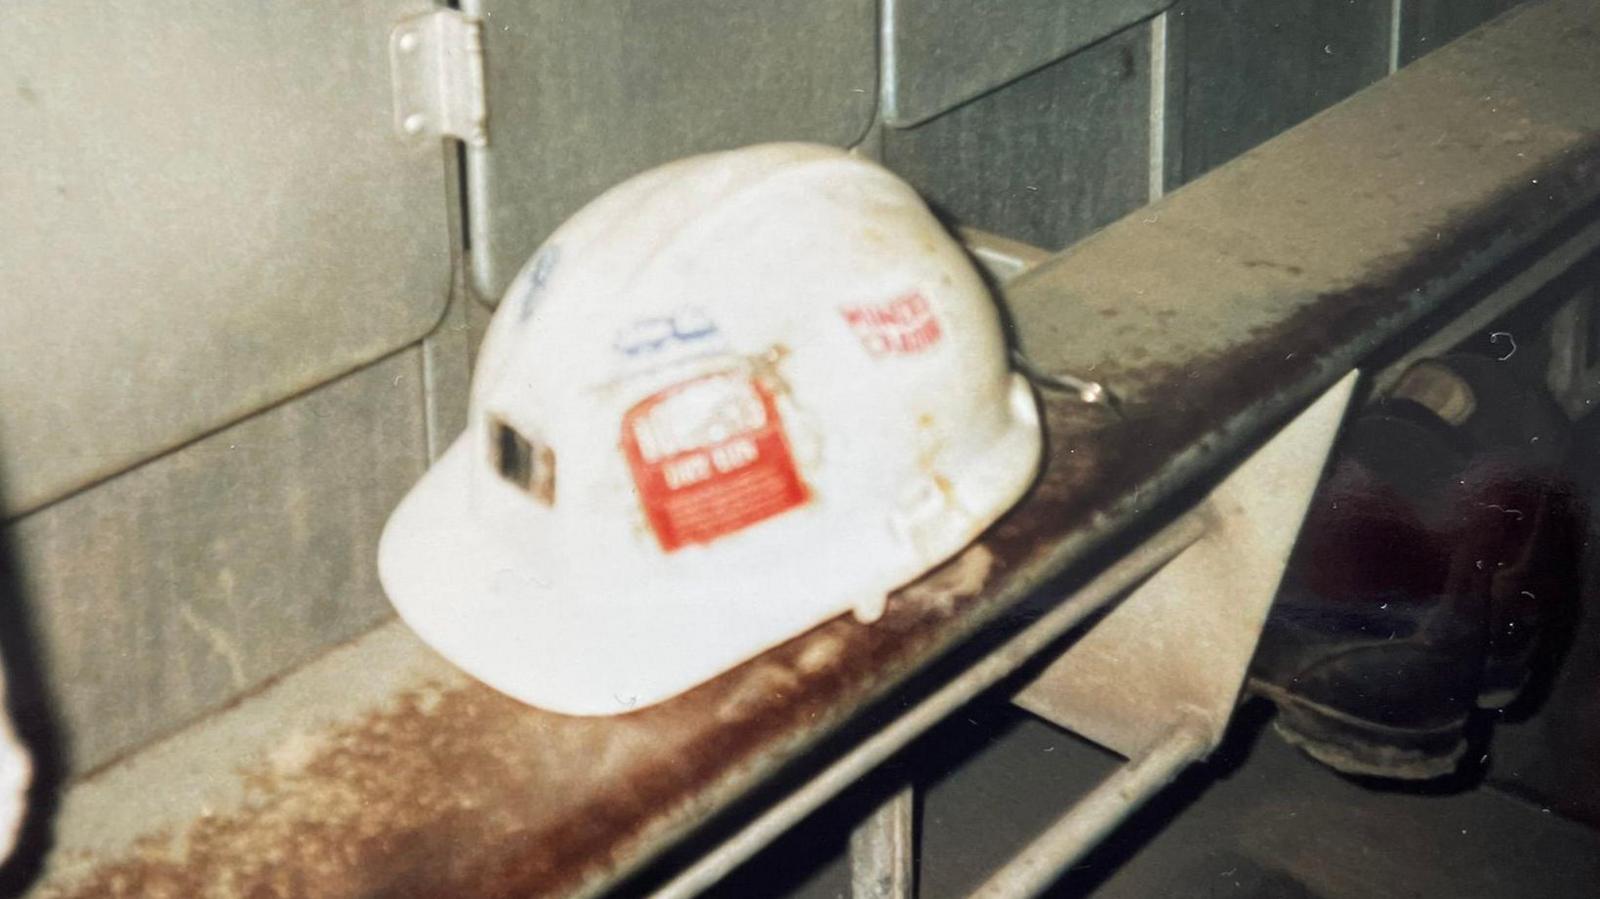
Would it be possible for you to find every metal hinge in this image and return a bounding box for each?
[389,9,487,147]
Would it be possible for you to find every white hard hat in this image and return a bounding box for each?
[379,143,1042,715]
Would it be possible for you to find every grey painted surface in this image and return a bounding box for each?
[883,0,1171,128]
[1156,10,1189,197]
[1399,0,1526,65]
[1175,0,1391,183]
[3,349,427,774]
[882,24,1153,251]
[462,0,877,303]
[0,0,455,517]
[422,287,475,461]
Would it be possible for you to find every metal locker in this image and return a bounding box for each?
[458,0,878,303]
[0,0,458,517]
[881,0,1172,128]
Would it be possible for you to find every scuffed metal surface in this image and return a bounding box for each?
[885,25,1153,251]
[0,0,453,516]
[1178,0,1391,183]
[463,0,877,302]
[28,2,1600,896]
[882,0,1170,128]
[8,350,428,776]
[1400,0,1527,66]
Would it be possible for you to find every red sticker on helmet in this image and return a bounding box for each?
[840,292,943,357]
[622,371,808,552]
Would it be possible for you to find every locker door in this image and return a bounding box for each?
[0,0,456,516]
[460,0,878,303]
[882,0,1172,127]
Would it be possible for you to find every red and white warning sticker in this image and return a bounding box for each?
[840,292,943,357]
[622,370,808,552]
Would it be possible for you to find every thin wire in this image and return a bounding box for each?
[1010,349,1126,420]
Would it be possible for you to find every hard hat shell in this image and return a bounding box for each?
[379,143,1042,715]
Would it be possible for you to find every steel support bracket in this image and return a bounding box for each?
[961,371,1360,898]
[389,8,488,147]
[850,786,916,899]
[1014,370,1359,756]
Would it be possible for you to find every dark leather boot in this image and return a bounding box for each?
[1249,354,1581,779]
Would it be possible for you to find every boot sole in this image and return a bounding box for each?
[1249,678,1469,780]
[1476,665,1532,710]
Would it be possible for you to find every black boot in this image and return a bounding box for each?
[1249,354,1582,779]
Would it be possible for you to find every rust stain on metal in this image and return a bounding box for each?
[895,545,995,618]
[1026,134,1600,535]
[44,542,1013,899]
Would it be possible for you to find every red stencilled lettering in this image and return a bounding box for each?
[622,371,808,551]
[840,292,944,357]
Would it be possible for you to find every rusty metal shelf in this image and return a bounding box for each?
[25,2,1600,896]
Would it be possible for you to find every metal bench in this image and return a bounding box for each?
[27,2,1600,895]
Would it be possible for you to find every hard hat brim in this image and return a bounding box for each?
[377,435,862,716]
